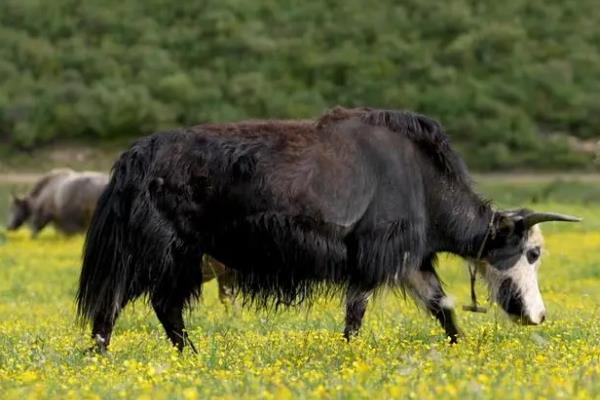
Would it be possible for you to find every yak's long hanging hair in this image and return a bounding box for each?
[76,134,204,325]
[77,107,479,322]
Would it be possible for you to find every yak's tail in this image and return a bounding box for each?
[76,138,191,326]
[75,148,143,325]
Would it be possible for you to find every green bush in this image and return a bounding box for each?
[0,0,598,169]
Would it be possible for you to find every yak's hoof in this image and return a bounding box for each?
[90,334,109,354]
[82,343,107,355]
[343,329,359,342]
[448,333,461,345]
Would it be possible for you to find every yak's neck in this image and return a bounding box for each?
[430,179,494,259]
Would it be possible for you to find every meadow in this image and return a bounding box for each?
[0,181,598,399]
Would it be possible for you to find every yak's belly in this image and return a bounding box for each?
[205,212,349,283]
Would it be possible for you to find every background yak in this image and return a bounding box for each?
[77,107,579,353]
[7,169,108,237]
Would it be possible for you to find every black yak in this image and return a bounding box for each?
[76,107,580,352]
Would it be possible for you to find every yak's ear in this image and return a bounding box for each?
[494,212,518,237]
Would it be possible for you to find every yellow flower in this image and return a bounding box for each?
[18,371,38,383]
[182,388,198,400]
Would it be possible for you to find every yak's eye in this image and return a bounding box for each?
[526,247,541,264]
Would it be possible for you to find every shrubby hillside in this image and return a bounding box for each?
[0,0,598,169]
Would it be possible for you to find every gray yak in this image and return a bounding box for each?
[7,169,108,237]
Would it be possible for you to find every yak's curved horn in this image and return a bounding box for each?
[523,212,582,228]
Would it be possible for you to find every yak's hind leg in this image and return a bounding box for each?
[151,250,204,352]
[344,284,373,340]
[151,301,192,352]
[406,257,460,343]
[91,302,127,354]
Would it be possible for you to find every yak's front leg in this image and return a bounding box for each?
[343,285,373,341]
[30,211,51,238]
[407,258,460,343]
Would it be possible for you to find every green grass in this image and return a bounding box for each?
[476,179,600,207]
[0,181,598,399]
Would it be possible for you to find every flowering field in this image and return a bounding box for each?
[0,203,598,399]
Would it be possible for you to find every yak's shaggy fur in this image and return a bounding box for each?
[78,106,568,352]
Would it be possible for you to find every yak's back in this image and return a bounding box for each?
[317,106,470,185]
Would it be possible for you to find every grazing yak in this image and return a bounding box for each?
[7,169,109,237]
[77,107,580,353]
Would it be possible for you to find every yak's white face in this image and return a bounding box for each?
[477,225,546,325]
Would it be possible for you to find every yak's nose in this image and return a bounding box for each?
[528,311,546,325]
[517,311,546,325]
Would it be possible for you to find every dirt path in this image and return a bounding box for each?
[0,172,599,185]
[0,173,44,184]
[472,173,600,184]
